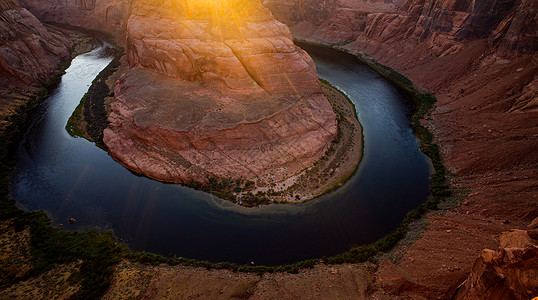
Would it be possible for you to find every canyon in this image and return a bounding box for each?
[102,0,338,188]
[0,0,75,131]
[24,0,342,198]
[262,0,538,298]
[0,0,536,298]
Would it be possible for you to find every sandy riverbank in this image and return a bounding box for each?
[70,67,363,206]
[244,81,363,204]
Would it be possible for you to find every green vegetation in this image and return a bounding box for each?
[292,39,452,263]
[19,212,124,298]
[0,31,125,299]
[317,78,364,195]
[0,41,124,298]
[125,251,319,276]
[117,40,454,275]
[66,94,89,139]
[184,177,272,207]
[66,47,123,147]
[349,52,452,202]
[0,36,453,299]
[280,78,362,201]
[184,78,364,207]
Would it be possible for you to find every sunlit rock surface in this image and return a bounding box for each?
[103,0,337,184]
[0,0,70,85]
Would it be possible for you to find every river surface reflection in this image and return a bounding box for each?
[12,43,431,265]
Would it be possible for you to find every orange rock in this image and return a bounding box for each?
[454,229,538,300]
[103,0,337,185]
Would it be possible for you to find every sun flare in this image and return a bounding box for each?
[184,0,257,21]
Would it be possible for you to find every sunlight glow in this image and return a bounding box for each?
[183,0,257,39]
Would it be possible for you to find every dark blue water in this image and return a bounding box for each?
[11,44,431,266]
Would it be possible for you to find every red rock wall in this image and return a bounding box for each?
[263,0,537,298]
[126,0,322,98]
[15,0,338,184]
[103,0,337,183]
[453,228,538,300]
[20,0,132,39]
[265,0,536,58]
[263,0,400,43]
[0,0,72,86]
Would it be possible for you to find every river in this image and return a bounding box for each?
[11,43,431,266]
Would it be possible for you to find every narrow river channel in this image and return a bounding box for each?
[11,43,431,266]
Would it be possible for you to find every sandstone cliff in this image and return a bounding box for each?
[454,225,538,299]
[265,0,536,57]
[103,0,337,184]
[20,0,132,39]
[263,0,400,43]
[19,0,338,186]
[263,0,537,298]
[7,0,537,297]
[0,0,73,130]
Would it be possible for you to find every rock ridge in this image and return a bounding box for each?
[454,226,538,299]
[19,0,339,186]
[0,0,73,130]
[262,0,537,298]
[102,0,338,185]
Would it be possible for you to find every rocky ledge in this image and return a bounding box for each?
[454,221,538,299]
[0,0,74,131]
[102,0,338,191]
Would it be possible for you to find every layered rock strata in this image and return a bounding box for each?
[21,0,339,185]
[102,0,337,184]
[263,0,401,43]
[20,0,132,39]
[10,0,537,296]
[262,0,537,298]
[454,226,538,299]
[264,0,536,58]
[0,0,74,130]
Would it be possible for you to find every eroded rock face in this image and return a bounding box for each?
[265,0,536,58]
[0,0,72,130]
[263,0,399,43]
[21,0,338,184]
[0,0,71,85]
[125,0,321,98]
[454,228,538,300]
[103,0,337,184]
[262,0,537,298]
[359,0,537,57]
[20,0,132,38]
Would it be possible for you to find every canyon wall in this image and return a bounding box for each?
[0,0,73,130]
[20,0,132,38]
[262,0,402,43]
[103,0,337,184]
[265,0,537,59]
[6,0,537,298]
[262,0,537,298]
[454,225,538,299]
[19,0,338,184]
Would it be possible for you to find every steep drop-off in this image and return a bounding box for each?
[263,0,537,298]
[5,0,537,298]
[21,0,339,189]
[20,0,132,39]
[102,0,337,185]
[454,224,538,299]
[0,0,73,130]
